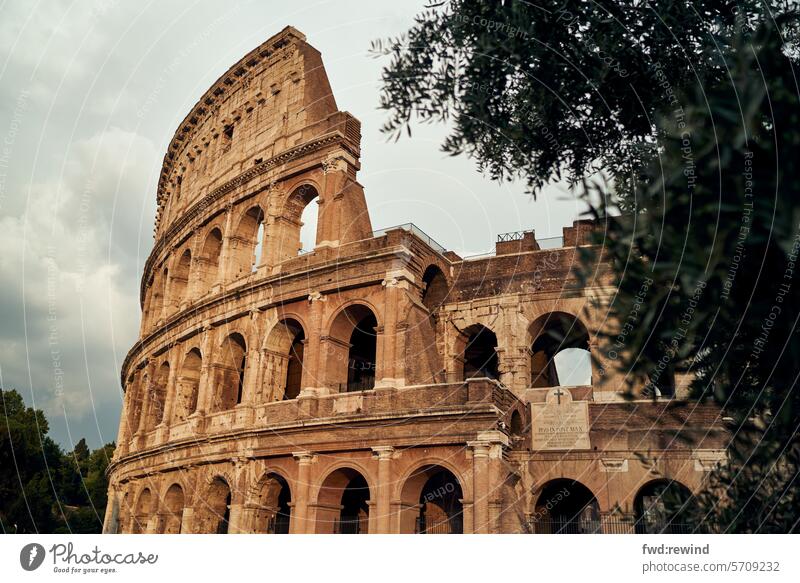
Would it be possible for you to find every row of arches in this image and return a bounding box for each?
[122,464,465,535]
[144,184,321,330]
[125,305,383,437]
[530,478,694,534]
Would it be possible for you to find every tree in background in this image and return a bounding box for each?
[0,388,114,533]
[374,1,800,532]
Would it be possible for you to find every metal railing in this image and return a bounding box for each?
[266,514,290,534]
[415,516,463,534]
[333,517,362,534]
[372,223,447,254]
[526,517,697,534]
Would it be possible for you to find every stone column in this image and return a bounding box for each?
[372,446,395,533]
[298,292,329,396]
[468,430,510,534]
[195,326,215,414]
[290,451,314,534]
[227,458,249,534]
[157,351,180,441]
[469,441,491,533]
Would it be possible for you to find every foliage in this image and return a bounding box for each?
[0,388,115,533]
[375,1,800,532]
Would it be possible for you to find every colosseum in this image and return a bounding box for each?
[104,26,726,535]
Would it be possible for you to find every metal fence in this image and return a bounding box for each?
[526,517,698,534]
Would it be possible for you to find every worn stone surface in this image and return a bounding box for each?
[104,27,726,535]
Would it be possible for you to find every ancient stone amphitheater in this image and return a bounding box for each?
[104,27,726,535]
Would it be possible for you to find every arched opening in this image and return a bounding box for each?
[196,477,232,534]
[299,196,319,254]
[328,305,378,393]
[282,184,319,258]
[421,265,449,315]
[126,372,145,436]
[263,319,305,401]
[315,468,371,534]
[132,488,152,534]
[199,228,223,294]
[145,363,169,431]
[510,410,524,436]
[214,333,247,412]
[461,324,499,380]
[529,312,592,388]
[253,222,265,271]
[400,466,464,534]
[174,348,201,423]
[161,484,185,534]
[256,473,292,534]
[146,268,168,327]
[531,479,600,534]
[170,249,191,310]
[232,206,265,278]
[634,480,693,534]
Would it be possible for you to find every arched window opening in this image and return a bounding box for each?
[174,348,201,423]
[462,325,499,380]
[416,469,464,534]
[199,228,223,294]
[421,265,449,315]
[510,410,524,436]
[234,206,265,278]
[644,364,677,398]
[145,363,170,431]
[132,488,152,534]
[529,313,592,388]
[263,319,306,401]
[299,196,319,254]
[283,184,319,260]
[171,249,191,310]
[161,484,185,534]
[126,373,144,436]
[634,480,693,534]
[316,468,371,534]
[530,479,600,534]
[214,334,247,412]
[260,474,292,534]
[200,477,232,534]
[327,305,378,393]
[284,328,305,400]
[347,314,377,392]
[252,222,265,272]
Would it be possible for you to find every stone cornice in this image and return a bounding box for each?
[155,26,305,226]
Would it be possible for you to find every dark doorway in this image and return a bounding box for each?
[347,314,377,392]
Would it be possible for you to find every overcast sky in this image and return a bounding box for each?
[0,1,588,450]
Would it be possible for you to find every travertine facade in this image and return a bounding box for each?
[104,27,725,535]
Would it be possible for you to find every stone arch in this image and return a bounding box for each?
[530,479,600,534]
[146,267,168,327]
[456,323,499,380]
[509,409,524,437]
[169,248,192,311]
[399,464,465,534]
[275,183,320,262]
[420,264,450,315]
[195,476,233,534]
[144,362,170,431]
[125,371,145,437]
[212,333,247,412]
[262,318,306,401]
[132,487,153,534]
[231,205,265,278]
[326,303,379,393]
[528,311,592,388]
[314,466,372,534]
[173,347,202,423]
[633,479,694,534]
[251,472,292,534]
[198,227,223,294]
[159,483,185,533]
